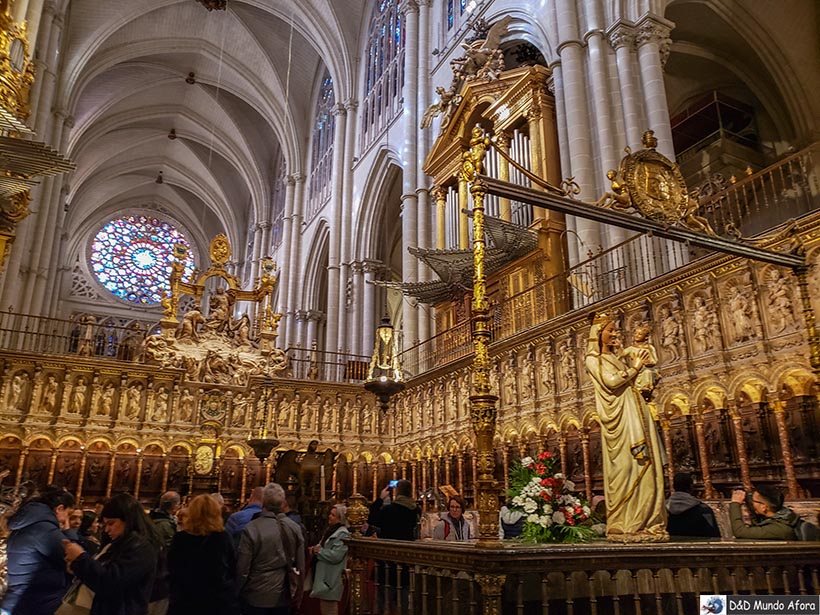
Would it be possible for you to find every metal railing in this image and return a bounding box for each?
[286,347,372,383]
[0,311,149,361]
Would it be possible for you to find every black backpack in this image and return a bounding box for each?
[794,518,820,541]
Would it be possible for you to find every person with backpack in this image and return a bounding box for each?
[729,486,801,540]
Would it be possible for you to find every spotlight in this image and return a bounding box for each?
[155,171,164,184]
[168,129,177,140]
[185,72,196,85]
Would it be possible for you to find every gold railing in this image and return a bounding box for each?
[347,538,820,615]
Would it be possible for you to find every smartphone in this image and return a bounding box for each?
[388,479,399,488]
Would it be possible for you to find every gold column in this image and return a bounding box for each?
[240,459,248,502]
[75,448,88,503]
[693,416,716,498]
[558,436,568,477]
[495,131,511,222]
[476,574,506,615]
[465,126,502,543]
[457,454,464,494]
[502,446,509,495]
[14,447,28,488]
[432,457,439,502]
[47,449,58,484]
[134,450,144,499]
[421,459,428,512]
[410,460,416,498]
[371,462,378,497]
[471,450,478,495]
[728,405,752,492]
[660,419,674,492]
[433,185,447,250]
[444,456,451,487]
[581,431,591,502]
[772,400,800,499]
[187,452,194,495]
[457,171,469,250]
[105,453,116,498]
[352,461,359,494]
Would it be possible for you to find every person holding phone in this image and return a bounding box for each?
[365,481,396,537]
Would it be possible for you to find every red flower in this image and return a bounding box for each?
[538,451,553,461]
[535,463,547,475]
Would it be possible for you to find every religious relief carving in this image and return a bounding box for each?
[68,376,88,415]
[502,356,517,406]
[726,282,758,344]
[231,393,249,427]
[558,340,577,391]
[151,386,170,422]
[95,381,115,417]
[690,293,721,354]
[177,388,195,422]
[536,341,554,396]
[123,382,144,420]
[622,322,660,403]
[449,16,512,83]
[6,371,30,412]
[658,305,684,362]
[519,350,535,402]
[765,268,796,333]
[38,374,59,415]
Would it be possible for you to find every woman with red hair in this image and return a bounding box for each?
[167,494,239,615]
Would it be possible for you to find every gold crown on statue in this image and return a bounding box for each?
[589,312,614,340]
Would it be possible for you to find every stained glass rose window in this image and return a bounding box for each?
[90,215,195,305]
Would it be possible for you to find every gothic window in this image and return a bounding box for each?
[446,0,476,32]
[361,0,404,148]
[307,71,335,221]
[89,215,194,305]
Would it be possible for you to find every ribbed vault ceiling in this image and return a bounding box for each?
[59,0,368,260]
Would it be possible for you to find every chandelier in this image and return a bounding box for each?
[363,317,405,412]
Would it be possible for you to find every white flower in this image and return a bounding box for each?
[554,473,565,480]
[521,456,534,467]
[582,506,591,516]
[512,495,524,507]
[539,515,553,527]
[523,499,538,513]
[565,480,575,491]
[527,513,539,523]
[552,511,566,525]
[542,503,553,515]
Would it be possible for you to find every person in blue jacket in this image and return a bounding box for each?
[1,485,76,615]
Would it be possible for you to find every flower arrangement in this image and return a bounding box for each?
[507,451,596,543]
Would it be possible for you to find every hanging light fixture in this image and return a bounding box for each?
[247,376,279,462]
[363,316,405,412]
[155,171,163,184]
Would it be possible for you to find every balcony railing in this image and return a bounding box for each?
[286,347,372,383]
[347,537,820,615]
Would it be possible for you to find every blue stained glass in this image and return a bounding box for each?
[460,0,467,13]
[448,0,454,29]
[89,214,194,305]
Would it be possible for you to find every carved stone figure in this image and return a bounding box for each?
[537,344,554,396]
[7,372,30,411]
[124,383,143,419]
[767,269,795,332]
[420,85,462,130]
[342,399,353,432]
[70,377,88,415]
[203,287,231,334]
[728,286,755,343]
[39,374,59,414]
[231,313,254,347]
[362,402,373,433]
[446,383,458,421]
[502,362,517,406]
[232,393,248,427]
[621,322,660,402]
[77,314,97,356]
[559,341,577,391]
[178,389,195,422]
[449,16,512,82]
[691,295,720,353]
[96,382,114,416]
[176,308,205,341]
[151,387,169,422]
[519,357,534,401]
[659,307,684,361]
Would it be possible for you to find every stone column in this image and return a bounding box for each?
[432,457,439,502]
[421,458,428,511]
[134,450,144,498]
[635,14,675,159]
[240,459,247,502]
[457,454,464,494]
[286,174,306,348]
[161,455,170,494]
[361,261,381,356]
[606,22,644,150]
[554,21,601,256]
[326,103,348,356]
[47,449,58,484]
[444,456,451,488]
[693,416,716,498]
[772,400,799,499]
[558,435,568,477]
[279,176,297,343]
[15,447,28,488]
[349,262,364,356]
[339,98,358,355]
[105,452,116,498]
[75,447,88,502]
[728,404,752,492]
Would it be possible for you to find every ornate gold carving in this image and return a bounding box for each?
[596,130,717,236]
[209,233,231,266]
[0,7,35,123]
